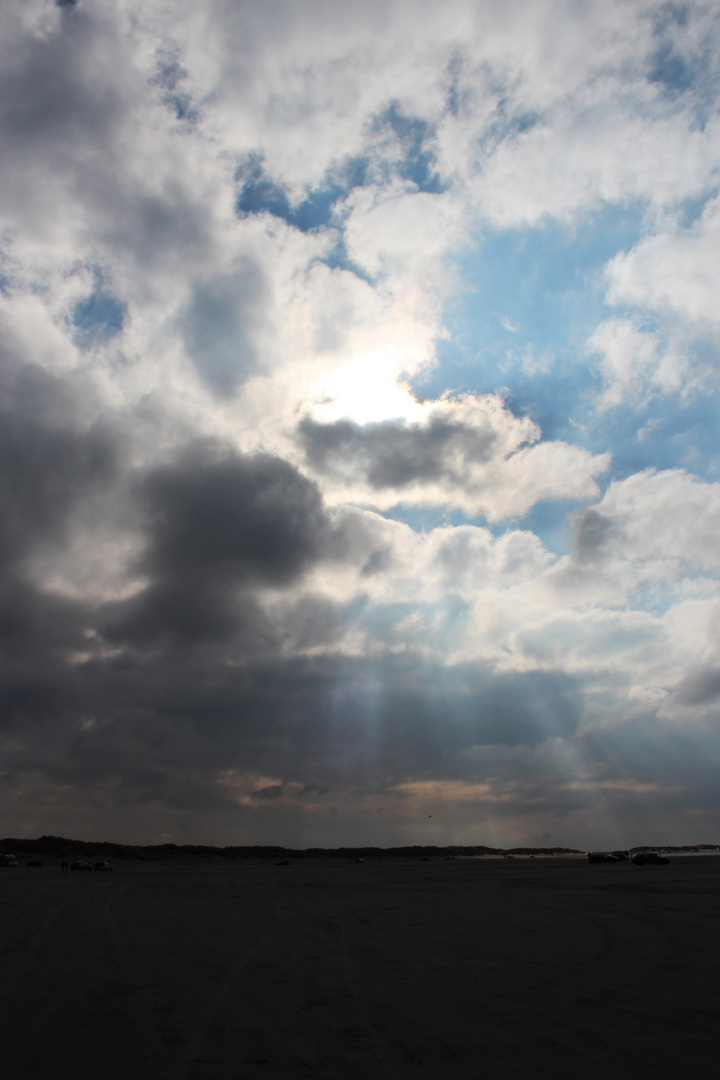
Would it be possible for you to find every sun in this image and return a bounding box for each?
[309,350,424,425]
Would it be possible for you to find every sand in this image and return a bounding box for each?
[0,854,717,1078]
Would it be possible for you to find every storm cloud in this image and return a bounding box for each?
[298,412,497,488]
[0,357,117,572]
[181,264,267,393]
[105,447,333,644]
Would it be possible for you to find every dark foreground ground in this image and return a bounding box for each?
[1,855,717,1079]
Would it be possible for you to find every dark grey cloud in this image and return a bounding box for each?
[673,666,720,706]
[571,507,618,562]
[0,578,87,663]
[0,635,583,805]
[278,594,348,650]
[0,356,117,571]
[0,8,122,161]
[0,352,120,759]
[102,188,212,270]
[105,447,331,645]
[579,711,720,817]
[298,413,498,490]
[181,264,266,393]
[251,783,284,800]
[105,578,266,648]
[140,449,328,585]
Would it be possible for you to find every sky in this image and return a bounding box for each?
[1,0,720,849]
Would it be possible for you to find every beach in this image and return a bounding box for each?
[0,854,717,1078]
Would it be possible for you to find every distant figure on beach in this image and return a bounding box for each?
[61,860,69,871]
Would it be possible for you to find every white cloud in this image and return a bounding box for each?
[343,184,465,283]
[472,107,720,229]
[587,318,688,407]
[578,468,720,574]
[606,195,720,326]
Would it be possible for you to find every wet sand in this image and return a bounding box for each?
[1,855,717,1078]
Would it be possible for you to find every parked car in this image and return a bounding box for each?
[0,854,18,868]
[587,852,620,863]
[632,852,669,865]
[93,861,113,871]
[70,860,94,871]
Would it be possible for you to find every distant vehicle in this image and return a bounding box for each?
[275,859,290,866]
[0,854,18,868]
[93,861,113,871]
[26,860,43,867]
[632,852,669,865]
[70,860,94,871]
[587,852,620,863]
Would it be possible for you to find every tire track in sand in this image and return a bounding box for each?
[177,896,285,1080]
[100,878,285,1080]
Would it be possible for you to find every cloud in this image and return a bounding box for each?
[180,262,268,393]
[673,666,720,706]
[0,351,117,572]
[299,402,499,487]
[1,0,720,847]
[606,195,720,327]
[0,642,583,804]
[298,394,609,519]
[105,446,334,645]
[570,468,720,576]
[587,318,687,407]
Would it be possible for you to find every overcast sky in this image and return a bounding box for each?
[2,0,720,848]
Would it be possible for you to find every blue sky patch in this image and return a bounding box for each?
[370,104,445,193]
[153,52,198,123]
[648,41,694,93]
[411,203,651,441]
[235,122,443,235]
[72,291,126,347]
[236,156,347,231]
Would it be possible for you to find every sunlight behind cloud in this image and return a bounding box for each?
[309,350,424,424]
